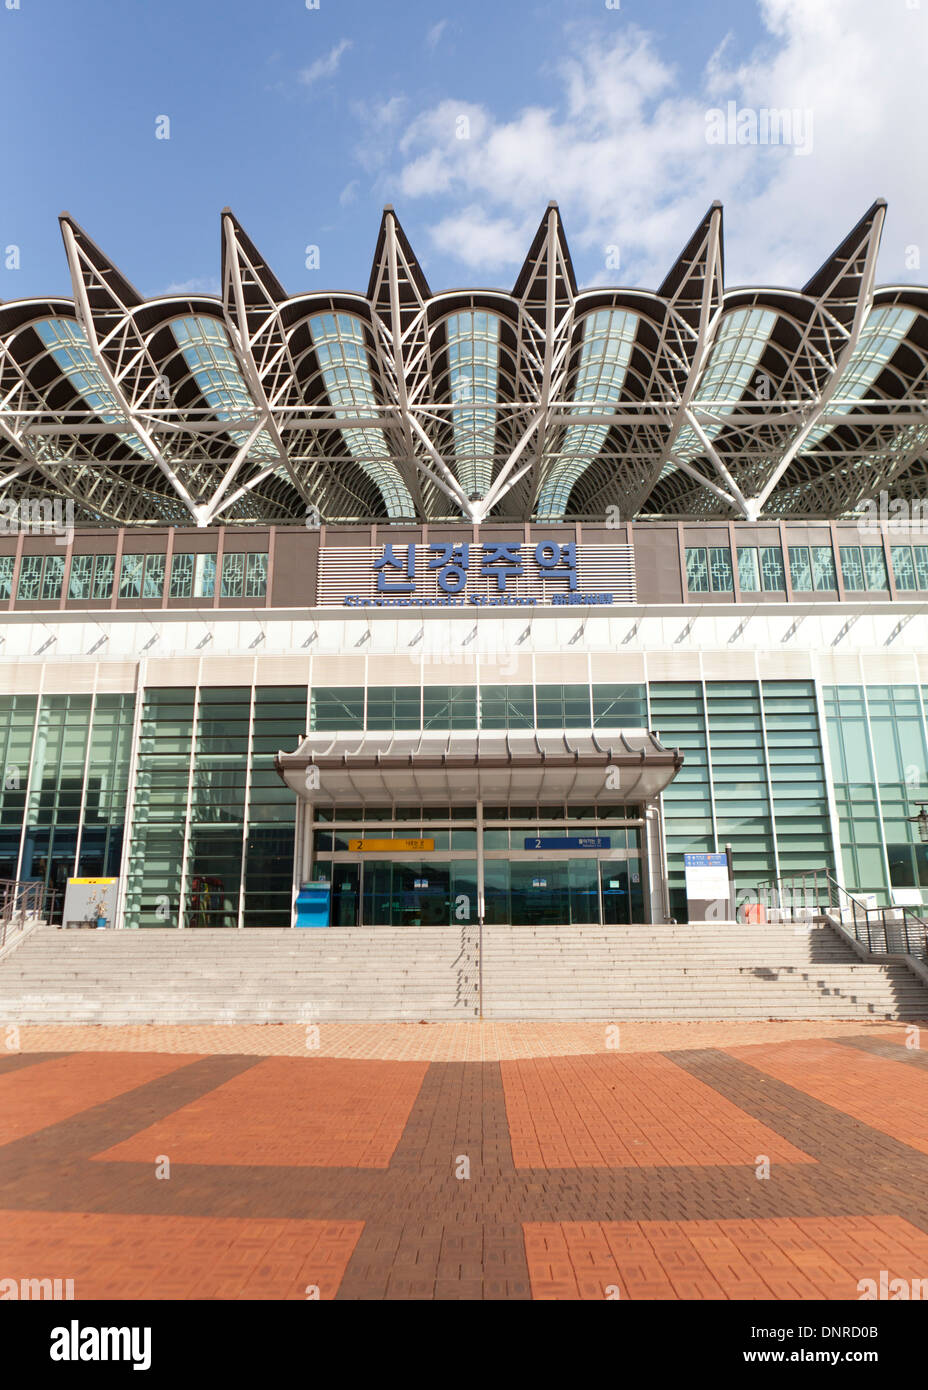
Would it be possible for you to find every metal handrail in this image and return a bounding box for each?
[748,867,928,962]
[0,879,45,951]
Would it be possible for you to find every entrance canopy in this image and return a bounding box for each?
[276,728,682,806]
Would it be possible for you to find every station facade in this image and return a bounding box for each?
[1,518,927,928]
[1,200,927,927]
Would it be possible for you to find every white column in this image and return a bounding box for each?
[475,798,485,923]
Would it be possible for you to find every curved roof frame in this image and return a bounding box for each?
[2,199,927,524]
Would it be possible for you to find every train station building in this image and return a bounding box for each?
[1,199,927,929]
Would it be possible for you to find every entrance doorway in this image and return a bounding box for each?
[306,806,649,926]
[330,862,360,926]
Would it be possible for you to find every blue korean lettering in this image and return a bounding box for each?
[373,542,416,593]
[534,540,578,590]
[428,542,470,594]
[480,542,523,592]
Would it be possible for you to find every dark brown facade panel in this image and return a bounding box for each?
[633,527,684,604]
[271,529,319,607]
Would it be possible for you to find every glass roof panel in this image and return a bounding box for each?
[445,310,500,498]
[665,305,777,472]
[799,303,917,454]
[537,309,638,518]
[171,315,278,463]
[34,317,146,453]
[308,312,413,518]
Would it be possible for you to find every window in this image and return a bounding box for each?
[790,544,838,591]
[708,547,734,592]
[57,553,122,602]
[479,685,534,729]
[840,545,888,592]
[68,554,93,599]
[170,553,216,599]
[366,687,420,730]
[685,548,709,592]
[17,554,64,600]
[738,546,785,592]
[41,555,64,599]
[760,546,785,590]
[170,553,194,598]
[142,554,164,599]
[310,687,364,732]
[737,547,760,591]
[221,552,245,598]
[119,554,144,599]
[788,546,813,592]
[120,552,165,600]
[535,685,591,728]
[194,554,216,598]
[219,552,267,600]
[423,686,478,729]
[685,546,732,593]
[811,545,838,591]
[91,555,115,599]
[862,546,888,591]
[890,545,928,592]
[245,552,267,598]
[0,555,13,600]
[916,546,928,590]
[592,684,647,726]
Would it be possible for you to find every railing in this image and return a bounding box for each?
[749,868,927,962]
[0,879,45,951]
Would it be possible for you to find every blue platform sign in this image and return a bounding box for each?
[684,853,728,867]
[523,836,611,851]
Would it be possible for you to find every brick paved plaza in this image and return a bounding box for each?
[2,1020,928,1301]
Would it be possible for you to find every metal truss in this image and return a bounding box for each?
[0,200,926,526]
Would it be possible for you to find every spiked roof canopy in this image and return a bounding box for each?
[1,199,926,527]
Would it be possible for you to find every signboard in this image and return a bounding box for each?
[684,853,729,897]
[347,838,435,853]
[318,541,636,608]
[62,877,118,929]
[684,852,731,919]
[523,836,611,850]
[891,888,924,907]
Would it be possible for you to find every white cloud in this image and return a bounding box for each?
[362,2,928,288]
[339,179,360,206]
[162,276,220,297]
[426,19,449,51]
[427,206,535,272]
[299,39,352,87]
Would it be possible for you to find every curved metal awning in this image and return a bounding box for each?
[275,727,683,806]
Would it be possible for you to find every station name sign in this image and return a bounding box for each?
[317,540,637,608]
[524,836,611,850]
[347,838,435,852]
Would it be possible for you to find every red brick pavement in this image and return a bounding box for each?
[2,1026,928,1300]
[524,1215,928,1300]
[726,1039,928,1155]
[0,1210,362,1300]
[98,1057,428,1169]
[0,1052,197,1145]
[501,1052,814,1169]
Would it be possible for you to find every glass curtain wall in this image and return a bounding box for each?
[124,685,306,927]
[824,685,928,899]
[650,680,833,919]
[2,692,134,917]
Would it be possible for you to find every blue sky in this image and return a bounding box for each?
[2,0,925,302]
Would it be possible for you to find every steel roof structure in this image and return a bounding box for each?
[1,199,926,526]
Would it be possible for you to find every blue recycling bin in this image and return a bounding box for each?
[295,881,331,928]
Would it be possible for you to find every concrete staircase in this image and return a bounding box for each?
[0,921,926,1023]
[481,923,928,1019]
[0,927,479,1023]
